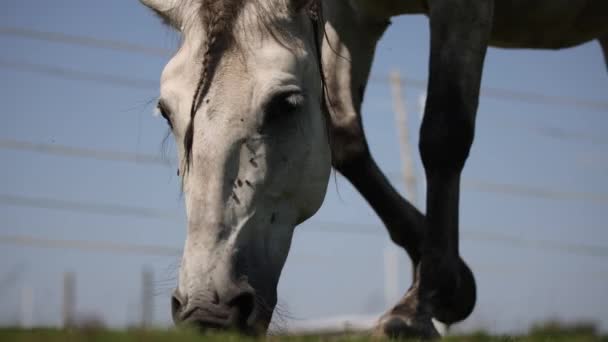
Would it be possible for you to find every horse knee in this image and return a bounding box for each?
[330,116,369,173]
[419,103,475,175]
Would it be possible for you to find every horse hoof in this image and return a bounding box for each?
[373,315,440,340]
[433,258,477,324]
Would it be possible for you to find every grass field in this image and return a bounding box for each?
[1,323,606,342]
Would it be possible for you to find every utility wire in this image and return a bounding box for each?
[0,234,330,263]
[0,27,606,256]
[2,49,605,147]
[0,58,604,147]
[460,229,608,258]
[494,120,608,146]
[0,236,604,287]
[0,194,607,258]
[1,26,607,111]
[0,59,157,90]
[0,194,181,221]
[462,179,608,204]
[368,76,608,112]
[1,138,606,203]
[0,234,181,256]
[0,138,171,166]
[308,220,608,258]
[1,224,607,259]
[0,27,172,57]
[383,171,608,204]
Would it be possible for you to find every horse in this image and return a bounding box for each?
[321,0,607,338]
[140,0,608,338]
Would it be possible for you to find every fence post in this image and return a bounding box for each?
[62,272,75,328]
[20,286,34,328]
[389,69,419,206]
[141,267,154,328]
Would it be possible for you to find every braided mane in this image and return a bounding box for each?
[184,0,246,169]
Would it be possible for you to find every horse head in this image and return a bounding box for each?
[141,0,331,333]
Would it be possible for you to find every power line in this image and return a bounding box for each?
[368,76,608,112]
[0,194,181,221]
[386,171,608,204]
[0,58,604,148]
[307,221,608,258]
[0,27,172,57]
[1,234,606,284]
[460,229,608,258]
[1,60,606,145]
[2,138,607,203]
[1,26,607,111]
[461,179,608,204]
[0,234,181,256]
[1,222,607,259]
[0,59,157,90]
[0,138,172,166]
[0,234,334,263]
[479,85,608,112]
[1,194,607,258]
[496,120,607,146]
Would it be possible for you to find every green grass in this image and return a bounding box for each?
[0,325,606,342]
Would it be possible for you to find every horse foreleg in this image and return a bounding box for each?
[332,111,425,265]
[323,5,426,264]
[331,81,477,332]
[374,1,494,339]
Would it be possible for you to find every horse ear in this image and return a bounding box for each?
[140,0,184,30]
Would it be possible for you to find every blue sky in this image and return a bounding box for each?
[1,0,607,334]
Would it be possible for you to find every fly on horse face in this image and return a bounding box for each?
[140,0,608,338]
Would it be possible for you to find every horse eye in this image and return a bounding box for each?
[264,91,305,125]
[157,100,173,129]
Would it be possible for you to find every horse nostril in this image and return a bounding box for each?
[228,291,255,326]
[171,290,186,324]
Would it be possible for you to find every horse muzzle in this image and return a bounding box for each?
[171,286,268,334]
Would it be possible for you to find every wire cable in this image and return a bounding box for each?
[1,194,607,258]
[1,26,606,110]
[2,139,606,203]
[0,59,157,90]
[0,27,172,57]
[0,138,171,166]
[0,234,181,256]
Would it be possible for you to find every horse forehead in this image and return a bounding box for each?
[252,40,303,71]
[160,33,299,98]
